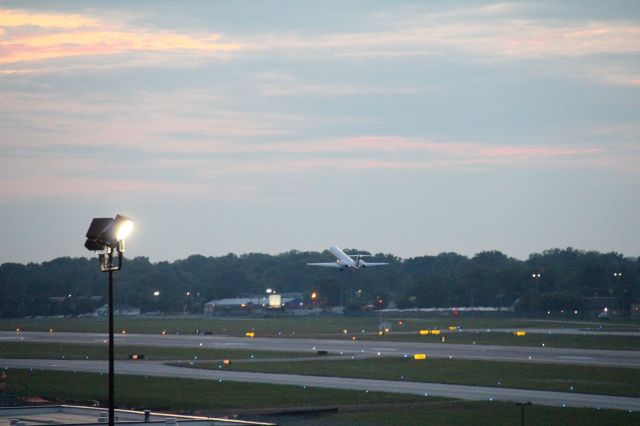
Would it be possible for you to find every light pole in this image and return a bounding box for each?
[153,291,160,314]
[613,272,623,316]
[84,215,134,426]
[531,273,541,317]
[612,272,622,296]
[184,291,192,315]
[515,402,531,426]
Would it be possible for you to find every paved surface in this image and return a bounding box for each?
[2,358,639,411]
[3,331,640,368]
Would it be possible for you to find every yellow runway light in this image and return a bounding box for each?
[413,353,427,360]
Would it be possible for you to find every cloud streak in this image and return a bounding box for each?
[0,9,100,28]
[1,132,616,199]
[0,8,241,66]
[1,3,638,202]
[3,4,639,68]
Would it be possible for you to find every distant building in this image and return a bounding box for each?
[204,293,302,316]
[377,306,514,317]
[93,304,140,317]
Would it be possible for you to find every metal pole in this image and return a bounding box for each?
[516,402,530,426]
[108,251,115,426]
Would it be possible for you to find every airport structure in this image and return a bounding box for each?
[0,405,273,426]
[203,293,303,316]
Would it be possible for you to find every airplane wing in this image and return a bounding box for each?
[362,262,388,267]
[307,262,342,268]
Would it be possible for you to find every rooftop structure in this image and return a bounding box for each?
[0,405,274,426]
[203,293,302,316]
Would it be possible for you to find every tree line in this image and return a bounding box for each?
[0,248,638,318]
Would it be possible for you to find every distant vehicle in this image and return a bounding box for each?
[307,245,388,270]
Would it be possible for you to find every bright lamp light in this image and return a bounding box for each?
[84,214,134,251]
[115,216,134,241]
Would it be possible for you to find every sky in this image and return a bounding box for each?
[1,0,639,264]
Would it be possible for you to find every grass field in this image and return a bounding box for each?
[5,341,639,397]
[362,330,640,350]
[3,316,640,350]
[5,369,434,412]
[4,316,639,335]
[0,342,312,361]
[195,356,640,397]
[5,369,639,425]
[300,402,640,426]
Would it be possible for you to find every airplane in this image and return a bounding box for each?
[307,245,388,270]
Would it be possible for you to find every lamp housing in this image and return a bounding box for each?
[84,215,134,252]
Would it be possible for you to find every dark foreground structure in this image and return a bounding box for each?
[0,405,274,426]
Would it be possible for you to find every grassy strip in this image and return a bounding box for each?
[5,369,431,411]
[5,316,638,335]
[202,357,640,398]
[360,331,640,351]
[4,317,640,350]
[304,401,640,426]
[0,342,311,361]
[5,369,639,426]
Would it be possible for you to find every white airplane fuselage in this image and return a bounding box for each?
[307,245,388,270]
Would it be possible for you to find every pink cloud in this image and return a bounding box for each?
[479,146,603,159]
[0,8,242,66]
[0,133,632,201]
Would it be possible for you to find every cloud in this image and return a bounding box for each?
[2,3,638,90]
[0,9,100,28]
[4,4,639,68]
[242,5,640,60]
[0,128,631,201]
[141,135,605,160]
[0,8,242,67]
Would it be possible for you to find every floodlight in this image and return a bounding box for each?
[84,218,115,251]
[83,214,134,426]
[84,215,134,252]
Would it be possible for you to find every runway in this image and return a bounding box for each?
[3,331,640,368]
[2,358,639,411]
